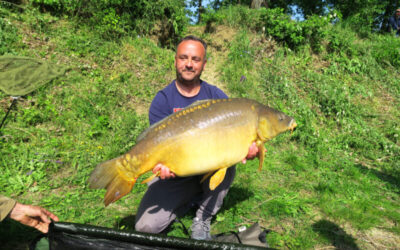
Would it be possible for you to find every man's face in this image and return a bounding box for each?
[396,11,400,17]
[175,40,207,85]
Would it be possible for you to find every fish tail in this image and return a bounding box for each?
[88,157,137,206]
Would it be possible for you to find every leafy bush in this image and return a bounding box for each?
[326,26,357,56]
[257,8,330,51]
[210,6,330,51]
[257,8,304,49]
[30,0,188,44]
[301,14,330,52]
[335,3,387,38]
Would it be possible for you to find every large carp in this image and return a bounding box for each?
[89,98,297,206]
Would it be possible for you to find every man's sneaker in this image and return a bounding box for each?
[191,217,212,240]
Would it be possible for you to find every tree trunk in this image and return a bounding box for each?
[197,0,203,24]
[251,0,267,9]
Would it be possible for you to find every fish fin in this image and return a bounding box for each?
[257,141,265,172]
[209,168,227,190]
[137,99,218,141]
[141,172,159,184]
[137,113,175,141]
[200,171,214,183]
[88,157,136,206]
[88,158,119,189]
[104,177,136,206]
[256,128,266,141]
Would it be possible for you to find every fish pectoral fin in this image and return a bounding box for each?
[200,171,214,183]
[141,172,159,184]
[209,168,228,191]
[257,141,265,172]
[257,128,266,141]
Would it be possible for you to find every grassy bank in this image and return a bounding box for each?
[1,4,399,249]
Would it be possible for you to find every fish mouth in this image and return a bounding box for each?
[288,119,297,133]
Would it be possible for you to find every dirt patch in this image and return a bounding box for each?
[329,221,400,250]
[358,228,400,250]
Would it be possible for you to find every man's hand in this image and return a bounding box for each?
[153,163,176,179]
[9,202,59,233]
[242,142,266,164]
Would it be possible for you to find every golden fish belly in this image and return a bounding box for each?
[147,121,257,176]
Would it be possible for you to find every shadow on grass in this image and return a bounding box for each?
[312,219,359,250]
[0,219,41,250]
[218,185,255,213]
[355,163,400,193]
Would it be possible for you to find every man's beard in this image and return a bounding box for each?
[176,70,201,86]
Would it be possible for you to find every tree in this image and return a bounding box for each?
[250,0,268,9]
[328,0,397,32]
[292,0,328,17]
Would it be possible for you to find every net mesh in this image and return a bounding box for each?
[0,56,67,96]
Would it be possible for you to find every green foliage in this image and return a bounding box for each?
[30,0,188,44]
[301,14,330,52]
[221,30,260,98]
[220,28,399,247]
[258,8,331,51]
[199,7,226,26]
[370,34,400,67]
[208,5,330,51]
[329,0,387,34]
[31,0,61,9]
[0,16,21,55]
[327,26,357,56]
[257,8,305,49]
[88,115,110,138]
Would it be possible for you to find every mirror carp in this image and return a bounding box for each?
[89,98,297,206]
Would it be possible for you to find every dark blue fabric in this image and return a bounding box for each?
[149,80,228,125]
[389,16,400,35]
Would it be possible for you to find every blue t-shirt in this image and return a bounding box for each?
[149,80,228,125]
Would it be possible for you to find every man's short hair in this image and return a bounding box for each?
[177,35,207,54]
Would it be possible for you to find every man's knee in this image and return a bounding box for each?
[135,214,172,234]
[135,218,164,233]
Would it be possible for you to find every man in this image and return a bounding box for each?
[0,195,59,233]
[134,35,259,240]
[389,8,400,36]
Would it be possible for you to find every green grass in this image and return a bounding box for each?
[1,4,399,249]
